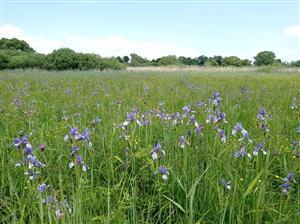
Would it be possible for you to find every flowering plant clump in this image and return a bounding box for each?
[14,134,45,181]
[64,127,92,172]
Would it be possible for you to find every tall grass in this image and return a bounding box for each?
[0,70,300,223]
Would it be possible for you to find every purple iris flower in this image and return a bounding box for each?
[179,136,189,148]
[21,135,27,145]
[127,112,136,122]
[182,105,190,118]
[27,155,44,168]
[195,122,204,134]
[158,165,169,181]
[233,145,251,159]
[70,145,79,156]
[150,143,165,161]
[281,182,291,194]
[81,128,90,141]
[70,127,78,138]
[14,138,21,148]
[189,114,196,124]
[241,85,248,94]
[76,155,83,164]
[253,142,267,156]
[212,91,222,106]
[297,126,300,134]
[25,143,33,155]
[37,183,48,192]
[24,170,37,180]
[280,172,296,194]
[232,122,250,141]
[257,107,269,121]
[232,123,243,135]
[285,172,297,184]
[215,127,226,143]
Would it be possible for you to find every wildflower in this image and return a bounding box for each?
[233,145,252,159]
[241,85,248,94]
[257,107,269,121]
[27,155,44,168]
[281,182,292,194]
[212,91,222,106]
[39,144,46,152]
[25,143,33,155]
[297,126,300,134]
[215,127,226,143]
[64,135,69,142]
[37,183,48,192]
[24,170,37,180]
[195,101,206,107]
[55,209,64,219]
[42,195,55,205]
[76,155,87,172]
[182,105,191,119]
[70,127,78,139]
[189,114,196,124]
[195,122,204,135]
[232,123,243,136]
[80,128,90,142]
[21,136,27,145]
[158,166,169,181]
[70,145,79,156]
[14,138,21,148]
[220,178,231,190]
[232,122,250,141]
[253,142,267,156]
[179,136,190,148]
[283,172,297,184]
[150,143,165,161]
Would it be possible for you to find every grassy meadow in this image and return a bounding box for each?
[0,70,300,223]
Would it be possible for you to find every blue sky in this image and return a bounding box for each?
[0,0,299,61]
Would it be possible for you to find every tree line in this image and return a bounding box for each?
[0,38,299,70]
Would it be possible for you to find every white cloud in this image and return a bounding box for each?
[0,24,24,38]
[284,25,300,38]
[0,24,197,58]
[0,24,64,53]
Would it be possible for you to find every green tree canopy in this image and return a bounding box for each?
[0,38,35,52]
[254,51,276,66]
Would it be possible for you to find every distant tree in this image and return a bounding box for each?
[0,52,9,69]
[254,51,276,66]
[116,56,123,63]
[290,60,300,67]
[0,38,35,52]
[196,55,208,66]
[46,48,78,70]
[96,57,125,70]
[76,53,99,70]
[242,59,252,66]
[178,56,197,65]
[158,55,181,66]
[122,56,130,63]
[223,56,243,67]
[130,53,149,66]
[205,57,216,66]
[213,55,224,66]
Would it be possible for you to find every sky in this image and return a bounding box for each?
[0,0,299,62]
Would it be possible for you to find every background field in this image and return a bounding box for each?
[1,70,300,223]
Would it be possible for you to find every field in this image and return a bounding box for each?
[0,70,300,223]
